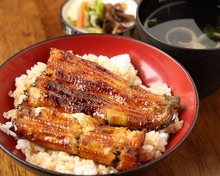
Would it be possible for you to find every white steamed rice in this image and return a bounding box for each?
[0,53,183,175]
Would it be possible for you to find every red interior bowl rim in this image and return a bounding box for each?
[0,34,199,176]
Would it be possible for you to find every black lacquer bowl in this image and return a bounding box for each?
[136,0,220,97]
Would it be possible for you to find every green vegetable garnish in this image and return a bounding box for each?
[67,16,76,26]
[86,27,103,33]
[86,0,104,28]
[203,24,220,37]
[203,43,214,49]
[147,18,158,27]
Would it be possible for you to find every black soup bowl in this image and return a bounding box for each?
[136,0,220,97]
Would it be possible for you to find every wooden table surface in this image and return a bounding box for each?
[0,0,219,176]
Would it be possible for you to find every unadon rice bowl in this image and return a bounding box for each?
[0,50,183,175]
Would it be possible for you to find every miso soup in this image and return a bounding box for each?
[144,1,220,49]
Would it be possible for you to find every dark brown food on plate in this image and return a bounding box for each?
[103,3,136,34]
[20,48,180,130]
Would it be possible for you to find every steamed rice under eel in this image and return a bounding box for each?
[14,48,180,170]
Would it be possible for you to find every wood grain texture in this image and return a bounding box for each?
[0,0,220,176]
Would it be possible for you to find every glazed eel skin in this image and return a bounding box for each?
[21,48,180,129]
[14,48,180,170]
[16,105,145,170]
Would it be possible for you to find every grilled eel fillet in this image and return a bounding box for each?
[21,48,180,129]
[15,105,145,170]
[14,48,180,170]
